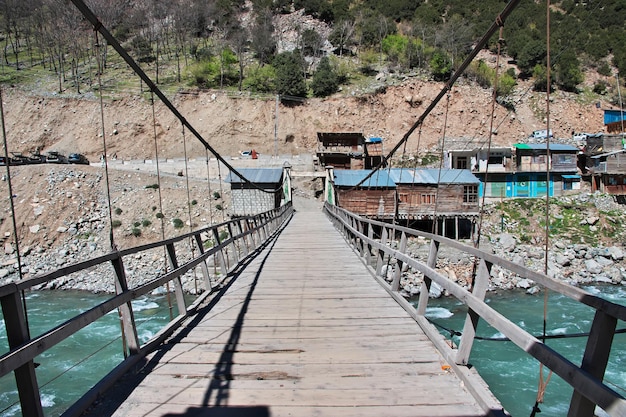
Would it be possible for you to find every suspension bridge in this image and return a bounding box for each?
[0,0,626,416]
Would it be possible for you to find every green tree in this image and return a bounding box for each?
[243,64,276,93]
[555,50,583,92]
[429,50,452,81]
[311,56,338,97]
[382,34,408,68]
[273,51,307,98]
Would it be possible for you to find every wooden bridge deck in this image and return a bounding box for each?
[101,205,490,417]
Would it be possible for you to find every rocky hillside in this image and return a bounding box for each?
[2,68,608,165]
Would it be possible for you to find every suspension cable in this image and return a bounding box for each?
[149,91,173,320]
[532,2,554,415]
[94,30,116,251]
[430,92,452,236]
[181,123,198,294]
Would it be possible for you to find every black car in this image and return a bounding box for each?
[68,153,89,165]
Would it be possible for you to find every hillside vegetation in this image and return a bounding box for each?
[0,0,624,104]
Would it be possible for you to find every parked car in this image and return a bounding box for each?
[46,151,68,164]
[68,153,89,165]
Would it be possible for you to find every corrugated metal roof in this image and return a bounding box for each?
[514,143,579,151]
[389,168,480,185]
[226,168,283,184]
[334,170,396,188]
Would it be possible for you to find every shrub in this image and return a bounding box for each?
[142,219,152,227]
[172,218,184,229]
[191,199,198,206]
[131,228,141,237]
[133,221,141,227]
[146,184,159,189]
[114,207,122,215]
[156,212,164,219]
[213,191,221,199]
[112,220,122,228]
[219,230,230,241]
[152,206,157,211]
[215,204,223,211]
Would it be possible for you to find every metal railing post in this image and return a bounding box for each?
[1,286,44,417]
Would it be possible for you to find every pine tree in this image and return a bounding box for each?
[311,56,338,97]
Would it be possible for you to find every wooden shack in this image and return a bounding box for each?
[391,168,480,220]
[316,132,365,170]
[333,170,396,218]
[226,168,284,216]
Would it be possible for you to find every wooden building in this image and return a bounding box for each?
[332,168,480,239]
[316,132,386,170]
[226,168,285,216]
[583,134,626,195]
[448,143,581,199]
[333,169,396,217]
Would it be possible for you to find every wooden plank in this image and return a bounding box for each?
[92,208,491,417]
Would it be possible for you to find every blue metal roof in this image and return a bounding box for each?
[226,168,283,184]
[513,143,579,151]
[333,170,396,188]
[389,168,481,185]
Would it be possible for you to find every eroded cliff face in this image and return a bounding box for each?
[2,75,606,164]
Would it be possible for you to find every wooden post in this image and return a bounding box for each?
[416,240,439,315]
[111,255,140,355]
[456,258,492,365]
[568,310,617,417]
[227,223,239,264]
[213,228,228,277]
[376,226,388,276]
[237,220,249,257]
[366,224,374,266]
[391,231,407,292]
[194,233,213,291]
[166,243,188,317]
[1,287,44,417]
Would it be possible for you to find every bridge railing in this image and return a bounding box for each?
[0,202,293,417]
[324,202,626,417]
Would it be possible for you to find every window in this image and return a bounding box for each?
[421,193,436,204]
[456,156,468,169]
[399,193,409,203]
[464,185,478,203]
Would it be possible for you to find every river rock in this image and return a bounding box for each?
[516,278,533,289]
[607,246,624,261]
[555,253,571,266]
[595,256,614,267]
[584,259,604,274]
[429,282,443,298]
[499,233,516,252]
[30,225,41,234]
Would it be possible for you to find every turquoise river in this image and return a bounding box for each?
[0,285,625,416]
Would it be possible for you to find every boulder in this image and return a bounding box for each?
[499,233,516,252]
[584,259,604,274]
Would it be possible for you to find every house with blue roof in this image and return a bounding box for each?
[332,168,480,239]
[226,168,288,216]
